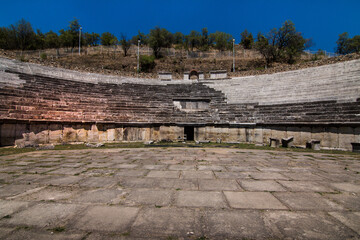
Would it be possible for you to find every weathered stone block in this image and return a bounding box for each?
[338,127,355,150]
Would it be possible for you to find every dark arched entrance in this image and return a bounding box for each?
[189,69,199,80]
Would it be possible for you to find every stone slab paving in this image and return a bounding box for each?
[0,148,359,239]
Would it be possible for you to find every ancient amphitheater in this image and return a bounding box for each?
[0,57,360,150]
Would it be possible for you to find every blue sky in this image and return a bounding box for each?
[1,0,359,52]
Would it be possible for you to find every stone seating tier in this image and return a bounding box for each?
[0,70,359,125]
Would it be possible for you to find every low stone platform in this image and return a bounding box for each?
[0,148,359,239]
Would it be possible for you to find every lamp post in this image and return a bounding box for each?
[137,39,140,76]
[232,38,235,72]
[79,27,82,56]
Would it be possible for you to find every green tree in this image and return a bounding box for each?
[240,29,254,49]
[336,32,349,55]
[68,18,81,49]
[10,18,35,51]
[84,32,100,46]
[0,27,16,49]
[255,20,307,64]
[120,34,131,56]
[210,31,233,51]
[188,30,201,51]
[200,28,210,51]
[101,32,117,46]
[336,32,360,55]
[131,31,148,45]
[173,32,184,45]
[349,35,360,53]
[148,26,172,58]
[44,31,60,49]
[34,29,45,49]
[59,29,73,48]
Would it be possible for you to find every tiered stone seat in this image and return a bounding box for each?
[205,59,360,105]
[0,57,359,126]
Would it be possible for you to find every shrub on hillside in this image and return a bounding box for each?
[140,55,156,72]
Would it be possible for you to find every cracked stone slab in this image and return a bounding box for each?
[1,203,84,228]
[47,167,87,175]
[146,170,180,178]
[331,182,360,193]
[214,171,251,179]
[181,170,214,179]
[0,200,31,218]
[176,190,226,208]
[142,164,167,170]
[4,229,85,240]
[0,184,40,198]
[131,207,201,238]
[198,179,242,191]
[250,172,288,180]
[70,188,125,204]
[125,188,172,206]
[11,186,77,202]
[202,210,275,239]
[324,192,360,211]
[72,206,139,232]
[278,180,335,192]
[78,177,119,188]
[115,169,148,177]
[329,211,360,235]
[273,192,344,210]
[282,172,325,181]
[224,192,287,209]
[168,165,196,171]
[264,210,359,240]
[197,165,226,171]
[239,180,286,192]
[45,176,83,186]
[0,227,15,239]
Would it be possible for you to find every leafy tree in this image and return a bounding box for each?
[131,31,148,45]
[120,34,131,56]
[336,32,349,55]
[255,32,276,66]
[173,32,184,45]
[101,32,117,46]
[148,26,172,58]
[44,31,59,49]
[240,29,254,49]
[210,31,233,51]
[0,27,16,49]
[34,29,45,49]
[255,20,307,64]
[84,32,100,46]
[336,32,360,54]
[200,28,210,51]
[59,29,73,48]
[349,35,360,53]
[10,18,35,51]
[188,30,201,51]
[68,18,81,49]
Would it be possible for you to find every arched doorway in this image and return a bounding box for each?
[189,69,199,80]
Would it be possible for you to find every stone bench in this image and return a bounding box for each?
[269,138,280,148]
[351,143,360,153]
[158,72,172,81]
[281,137,294,148]
[210,70,227,79]
[306,140,321,150]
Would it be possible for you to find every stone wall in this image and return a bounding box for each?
[2,121,358,151]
